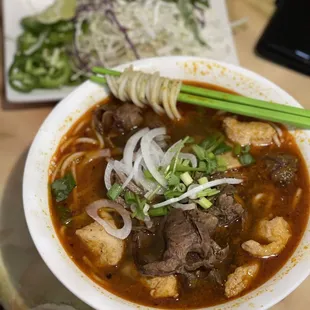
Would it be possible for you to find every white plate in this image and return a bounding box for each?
[2,0,238,104]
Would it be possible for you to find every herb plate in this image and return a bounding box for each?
[2,0,238,104]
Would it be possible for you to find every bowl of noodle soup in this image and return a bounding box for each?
[23,56,310,310]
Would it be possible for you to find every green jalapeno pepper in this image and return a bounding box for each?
[21,17,47,34]
[39,52,72,88]
[52,21,75,33]
[9,56,38,92]
[45,31,74,46]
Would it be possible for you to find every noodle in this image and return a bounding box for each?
[71,162,78,207]
[59,225,67,237]
[252,193,274,212]
[61,152,85,177]
[75,137,98,145]
[72,119,87,135]
[91,119,104,148]
[60,137,75,153]
[292,188,302,210]
[51,155,69,182]
[106,66,182,120]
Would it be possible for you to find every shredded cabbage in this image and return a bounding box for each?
[75,0,211,69]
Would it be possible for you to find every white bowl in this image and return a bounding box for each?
[23,56,310,310]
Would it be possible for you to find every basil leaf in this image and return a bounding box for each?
[51,172,76,202]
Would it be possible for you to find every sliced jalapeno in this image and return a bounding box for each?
[52,21,75,33]
[9,56,38,92]
[45,31,74,46]
[39,53,72,88]
[21,17,47,34]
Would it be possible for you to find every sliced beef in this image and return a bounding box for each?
[207,269,224,287]
[93,103,119,135]
[137,209,228,279]
[114,171,144,195]
[264,153,298,186]
[114,103,143,131]
[208,185,244,226]
[92,103,143,135]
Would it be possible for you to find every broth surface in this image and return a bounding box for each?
[49,83,309,308]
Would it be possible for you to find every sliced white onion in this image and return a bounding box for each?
[151,140,165,157]
[172,202,197,211]
[154,178,243,208]
[86,199,132,240]
[114,160,130,176]
[104,161,114,190]
[269,122,283,137]
[134,162,158,192]
[123,128,150,172]
[179,153,197,168]
[141,127,167,187]
[122,154,143,189]
[273,134,281,147]
[160,139,183,167]
[143,204,153,229]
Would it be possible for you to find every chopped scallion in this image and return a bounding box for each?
[168,173,180,186]
[207,152,215,159]
[125,191,136,205]
[164,190,183,199]
[149,206,169,217]
[197,197,213,209]
[180,172,193,186]
[233,143,242,156]
[132,194,146,220]
[198,177,208,185]
[214,142,232,155]
[143,169,154,180]
[182,159,190,166]
[192,144,206,160]
[107,183,123,201]
[196,188,219,198]
[175,183,187,193]
[216,156,227,171]
[146,185,162,201]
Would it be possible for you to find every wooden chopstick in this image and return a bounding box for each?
[90,67,310,128]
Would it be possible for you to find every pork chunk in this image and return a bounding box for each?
[225,262,260,298]
[76,221,124,267]
[242,217,291,257]
[223,117,276,146]
[142,275,178,298]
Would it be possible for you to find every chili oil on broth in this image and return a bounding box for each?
[49,82,310,309]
